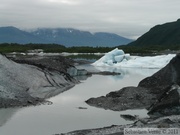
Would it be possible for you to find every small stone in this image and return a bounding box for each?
[77,107,88,109]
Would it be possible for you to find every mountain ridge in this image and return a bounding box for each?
[0,26,133,47]
[0,26,46,44]
[128,19,180,46]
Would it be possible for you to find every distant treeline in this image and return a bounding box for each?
[0,43,113,53]
[0,43,180,54]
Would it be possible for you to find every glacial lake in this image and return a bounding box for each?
[0,64,159,135]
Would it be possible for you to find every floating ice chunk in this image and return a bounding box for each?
[114,55,124,62]
[108,48,124,56]
[92,48,176,68]
[106,59,114,65]
[93,48,126,66]
[125,54,131,60]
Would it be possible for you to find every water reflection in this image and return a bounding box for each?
[0,65,159,135]
[76,65,159,81]
[0,108,18,127]
[74,75,89,81]
[92,66,159,80]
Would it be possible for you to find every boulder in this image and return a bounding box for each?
[120,114,138,121]
[148,84,180,115]
[67,67,88,77]
[86,87,156,111]
[138,54,180,95]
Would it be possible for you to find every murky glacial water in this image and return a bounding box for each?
[0,65,159,135]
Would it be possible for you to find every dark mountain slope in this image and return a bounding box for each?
[128,19,180,46]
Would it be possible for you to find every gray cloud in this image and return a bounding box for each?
[1,0,180,39]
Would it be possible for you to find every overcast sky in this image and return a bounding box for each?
[1,0,180,39]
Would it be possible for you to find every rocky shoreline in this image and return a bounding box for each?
[0,54,121,108]
[0,54,79,108]
[86,54,180,115]
[1,53,180,134]
[61,54,180,135]
[61,114,180,135]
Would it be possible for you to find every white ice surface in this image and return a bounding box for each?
[92,48,176,69]
[9,52,105,57]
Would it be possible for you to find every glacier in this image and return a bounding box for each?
[92,48,176,68]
